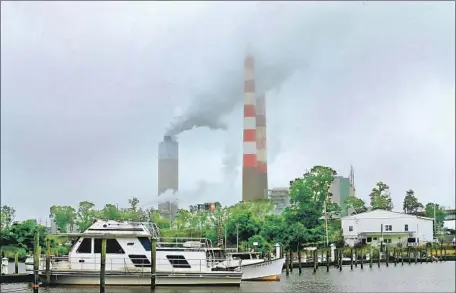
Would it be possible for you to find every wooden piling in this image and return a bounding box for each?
[408,247,411,265]
[14,252,19,274]
[430,246,433,262]
[401,248,404,265]
[369,247,373,268]
[339,249,342,271]
[385,246,389,267]
[297,247,302,274]
[151,237,157,289]
[313,250,317,273]
[289,250,293,272]
[335,249,339,268]
[350,248,353,270]
[33,231,40,293]
[45,237,51,285]
[355,248,358,267]
[326,249,330,272]
[393,248,397,266]
[414,247,418,264]
[100,238,107,293]
[360,248,364,269]
[377,248,380,268]
[420,249,423,264]
[285,250,289,276]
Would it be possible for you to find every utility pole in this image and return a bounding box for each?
[236,225,239,252]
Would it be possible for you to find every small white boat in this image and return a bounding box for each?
[26,220,242,286]
[213,252,285,281]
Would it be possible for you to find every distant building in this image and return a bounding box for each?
[329,174,355,217]
[189,202,218,213]
[267,187,290,214]
[341,210,434,247]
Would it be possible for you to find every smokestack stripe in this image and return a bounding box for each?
[256,93,268,197]
[242,54,259,201]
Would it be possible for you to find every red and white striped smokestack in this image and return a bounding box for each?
[242,54,259,202]
[256,93,268,198]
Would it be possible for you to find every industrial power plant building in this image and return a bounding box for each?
[157,136,179,218]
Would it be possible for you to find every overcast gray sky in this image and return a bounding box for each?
[1,1,454,221]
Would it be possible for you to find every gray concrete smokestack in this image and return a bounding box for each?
[158,135,179,218]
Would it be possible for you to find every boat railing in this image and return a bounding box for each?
[157,236,214,249]
[42,256,238,273]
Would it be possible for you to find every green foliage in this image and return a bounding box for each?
[248,235,271,255]
[344,196,367,214]
[369,182,393,211]
[1,205,16,228]
[424,203,446,234]
[50,205,77,232]
[402,189,423,214]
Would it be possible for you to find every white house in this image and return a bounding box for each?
[341,210,434,247]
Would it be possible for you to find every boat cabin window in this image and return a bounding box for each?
[76,238,92,253]
[166,255,191,268]
[94,239,125,254]
[138,237,152,251]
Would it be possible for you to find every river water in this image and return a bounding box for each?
[2,262,454,293]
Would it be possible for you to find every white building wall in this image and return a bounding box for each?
[341,210,434,247]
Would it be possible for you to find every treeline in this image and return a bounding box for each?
[0,165,449,258]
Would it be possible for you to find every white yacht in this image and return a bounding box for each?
[25,220,242,286]
[213,251,285,281]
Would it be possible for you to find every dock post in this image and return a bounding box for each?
[385,246,389,267]
[369,247,373,268]
[360,248,364,269]
[33,231,40,293]
[393,248,397,266]
[151,237,157,289]
[350,248,353,270]
[339,249,342,271]
[377,248,380,268]
[285,250,289,276]
[326,249,330,272]
[45,237,51,286]
[14,252,19,274]
[289,250,293,272]
[414,247,418,264]
[408,247,411,265]
[335,249,339,268]
[355,248,358,268]
[297,246,302,274]
[100,238,107,293]
[420,249,423,264]
[313,250,317,273]
[401,247,404,265]
[440,245,443,261]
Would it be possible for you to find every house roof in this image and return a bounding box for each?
[341,209,434,221]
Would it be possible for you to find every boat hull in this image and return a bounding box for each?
[39,271,242,286]
[240,258,285,281]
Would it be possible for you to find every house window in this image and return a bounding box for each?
[94,239,125,254]
[349,226,353,232]
[76,238,92,253]
[385,225,392,231]
[373,237,377,241]
[366,237,372,243]
[386,239,392,243]
[404,224,409,232]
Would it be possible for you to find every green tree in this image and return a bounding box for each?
[344,196,367,214]
[98,204,122,220]
[248,235,272,256]
[402,189,423,214]
[369,182,393,211]
[128,197,140,212]
[283,165,337,247]
[76,201,98,232]
[259,214,286,244]
[225,210,262,244]
[1,205,16,229]
[424,203,446,234]
[49,205,77,232]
